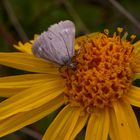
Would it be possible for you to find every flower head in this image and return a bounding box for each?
[64,30,135,111]
[0,21,140,140]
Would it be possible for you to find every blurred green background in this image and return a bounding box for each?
[0,0,140,139]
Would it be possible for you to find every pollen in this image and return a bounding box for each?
[62,31,136,113]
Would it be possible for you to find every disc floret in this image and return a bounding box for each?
[62,29,136,113]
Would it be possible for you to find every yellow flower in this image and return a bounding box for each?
[0,29,140,140]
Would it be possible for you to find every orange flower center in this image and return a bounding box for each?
[62,30,136,113]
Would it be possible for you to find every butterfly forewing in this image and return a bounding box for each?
[48,21,75,57]
[32,20,75,65]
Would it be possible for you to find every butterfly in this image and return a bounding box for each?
[32,20,76,69]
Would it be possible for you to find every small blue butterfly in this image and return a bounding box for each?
[32,20,76,68]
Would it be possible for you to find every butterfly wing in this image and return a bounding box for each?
[32,20,75,65]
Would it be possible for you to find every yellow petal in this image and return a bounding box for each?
[75,32,100,50]
[0,88,26,98]
[43,105,80,140]
[0,79,52,88]
[125,86,140,107]
[58,109,80,140]
[113,99,140,140]
[109,108,121,140]
[0,74,59,97]
[0,94,64,137]
[85,108,110,140]
[0,79,64,120]
[133,40,140,54]
[69,114,89,140]
[0,73,58,82]
[0,52,59,74]
[0,74,59,88]
[134,62,140,72]
[133,73,140,81]
[14,42,32,54]
[13,35,38,54]
[75,32,99,44]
